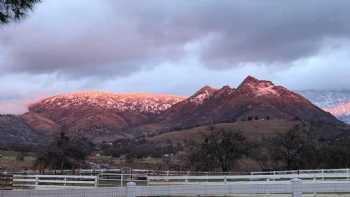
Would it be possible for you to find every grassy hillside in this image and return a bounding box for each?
[149,119,299,144]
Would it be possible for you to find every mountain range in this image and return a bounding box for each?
[25,92,184,140]
[299,90,350,123]
[0,76,347,146]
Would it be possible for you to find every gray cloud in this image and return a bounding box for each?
[1,0,350,78]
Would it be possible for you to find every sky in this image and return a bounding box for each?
[1,0,350,114]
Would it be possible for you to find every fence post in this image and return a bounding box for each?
[35,175,39,186]
[291,178,302,197]
[127,182,137,197]
[94,175,99,187]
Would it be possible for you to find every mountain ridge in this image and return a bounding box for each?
[24,91,186,139]
[157,76,342,130]
[0,76,346,145]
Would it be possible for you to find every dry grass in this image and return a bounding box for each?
[0,150,35,170]
[149,119,298,143]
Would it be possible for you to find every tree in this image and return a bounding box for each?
[320,137,350,168]
[0,0,40,24]
[34,132,95,170]
[267,124,320,170]
[187,127,250,172]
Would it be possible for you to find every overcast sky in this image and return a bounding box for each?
[1,0,350,114]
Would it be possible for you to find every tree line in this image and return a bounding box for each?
[186,124,350,172]
[33,122,350,171]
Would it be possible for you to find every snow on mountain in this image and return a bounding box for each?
[188,86,217,105]
[237,76,300,99]
[299,90,350,123]
[25,91,187,139]
[238,76,280,96]
[32,91,186,114]
[299,90,350,108]
[325,102,350,117]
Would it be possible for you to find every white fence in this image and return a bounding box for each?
[147,169,350,185]
[3,179,350,197]
[7,168,350,177]
[12,174,98,188]
[0,187,126,197]
[9,168,350,188]
[12,174,148,189]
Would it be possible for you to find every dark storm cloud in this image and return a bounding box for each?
[197,1,350,66]
[1,0,350,77]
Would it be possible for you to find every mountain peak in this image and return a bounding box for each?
[189,85,218,105]
[193,85,217,96]
[242,75,260,84]
[213,85,235,97]
[238,76,279,96]
[239,76,273,88]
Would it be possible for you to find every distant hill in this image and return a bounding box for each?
[0,115,45,146]
[300,90,350,123]
[324,102,350,123]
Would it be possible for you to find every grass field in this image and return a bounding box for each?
[0,150,35,170]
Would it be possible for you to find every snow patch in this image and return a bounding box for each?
[255,85,280,96]
[189,91,211,105]
[325,101,350,117]
[36,92,186,114]
[244,81,281,97]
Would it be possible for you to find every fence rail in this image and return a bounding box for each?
[3,179,350,197]
[4,168,350,176]
[147,171,350,185]
[6,168,350,188]
[13,174,98,189]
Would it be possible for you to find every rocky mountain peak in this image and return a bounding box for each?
[238,76,282,97]
[239,75,260,85]
[213,85,235,97]
[188,85,217,105]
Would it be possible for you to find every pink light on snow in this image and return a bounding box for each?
[325,101,350,117]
